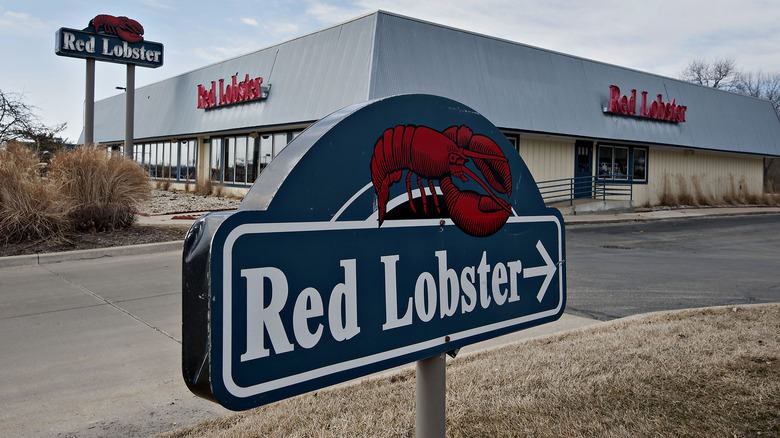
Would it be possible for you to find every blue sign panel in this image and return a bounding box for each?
[182,94,565,411]
[55,27,163,68]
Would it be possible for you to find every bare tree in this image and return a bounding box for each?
[734,71,780,113]
[681,59,780,114]
[680,57,741,90]
[0,89,67,153]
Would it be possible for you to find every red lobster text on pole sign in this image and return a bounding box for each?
[55,15,163,68]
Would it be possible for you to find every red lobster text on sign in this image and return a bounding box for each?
[370,125,512,237]
[197,74,266,109]
[607,85,687,122]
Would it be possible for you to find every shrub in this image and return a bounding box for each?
[48,145,150,232]
[0,142,71,243]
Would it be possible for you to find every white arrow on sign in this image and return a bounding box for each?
[523,240,557,302]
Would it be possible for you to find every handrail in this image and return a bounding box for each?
[537,174,633,206]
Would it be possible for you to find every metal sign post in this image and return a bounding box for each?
[182,95,566,432]
[416,354,446,437]
[125,64,134,157]
[84,58,95,145]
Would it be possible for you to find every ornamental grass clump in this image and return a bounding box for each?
[48,145,150,232]
[0,142,71,243]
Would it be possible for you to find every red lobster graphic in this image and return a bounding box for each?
[370,125,512,237]
[88,15,144,43]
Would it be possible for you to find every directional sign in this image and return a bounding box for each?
[182,94,566,411]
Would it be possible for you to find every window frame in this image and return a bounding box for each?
[596,143,649,184]
[209,130,296,186]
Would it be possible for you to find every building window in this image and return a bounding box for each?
[210,130,294,185]
[632,148,647,182]
[133,139,198,182]
[180,140,198,181]
[210,138,222,182]
[598,144,647,182]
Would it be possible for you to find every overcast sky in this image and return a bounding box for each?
[2,0,779,143]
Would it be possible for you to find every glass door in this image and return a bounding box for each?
[574,140,593,199]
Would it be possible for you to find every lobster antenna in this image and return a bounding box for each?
[461,167,512,214]
[462,150,508,162]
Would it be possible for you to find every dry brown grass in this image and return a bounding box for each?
[691,175,714,206]
[158,304,779,438]
[0,142,71,243]
[658,173,775,208]
[658,173,679,207]
[194,178,212,196]
[212,182,225,197]
[48,145,150,231]
[676,174,697,206]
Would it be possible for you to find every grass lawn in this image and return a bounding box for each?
[159,304,779,437]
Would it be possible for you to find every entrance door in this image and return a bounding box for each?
[574,140,593,199]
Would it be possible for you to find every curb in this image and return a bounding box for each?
[2,207,778,268]
[0,240,184,268]
[564,206,780,225]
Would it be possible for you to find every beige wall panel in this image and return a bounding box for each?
[634,149,764,206]
[516,138,574,183]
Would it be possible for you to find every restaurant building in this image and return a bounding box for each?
[87,11,780,208]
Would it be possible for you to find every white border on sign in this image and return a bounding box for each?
[220,215,563,399]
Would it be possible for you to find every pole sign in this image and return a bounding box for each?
[55,15,163,68]
[182,94,566,411]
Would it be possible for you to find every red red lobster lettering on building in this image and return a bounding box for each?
[370,125,512,237]
[607,85,687,122]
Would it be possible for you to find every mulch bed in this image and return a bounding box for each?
[0,226,188,258]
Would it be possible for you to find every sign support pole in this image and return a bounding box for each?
[84,58,95,145]
[125,64,135,158]
[415,354,446,438]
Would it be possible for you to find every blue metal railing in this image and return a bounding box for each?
[536,174,633,206]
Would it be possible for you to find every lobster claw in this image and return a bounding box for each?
[443,126,512,196]
[440,177,511,237]
[116,17,145,43]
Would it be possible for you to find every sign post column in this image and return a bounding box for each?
[84,58,94,145]
[416,354,446,438]
[125,63,134,157]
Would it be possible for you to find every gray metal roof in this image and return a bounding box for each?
[90,13,377,141]
[89,11,780,157]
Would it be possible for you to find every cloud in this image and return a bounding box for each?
[0,10,47,34]
[241,17,259,27]
[263,21,301,37]
[140,0,175,10]
[306,2,367,24]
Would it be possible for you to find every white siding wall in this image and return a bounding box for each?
[634,149,764,206]
[516,137,574,183]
